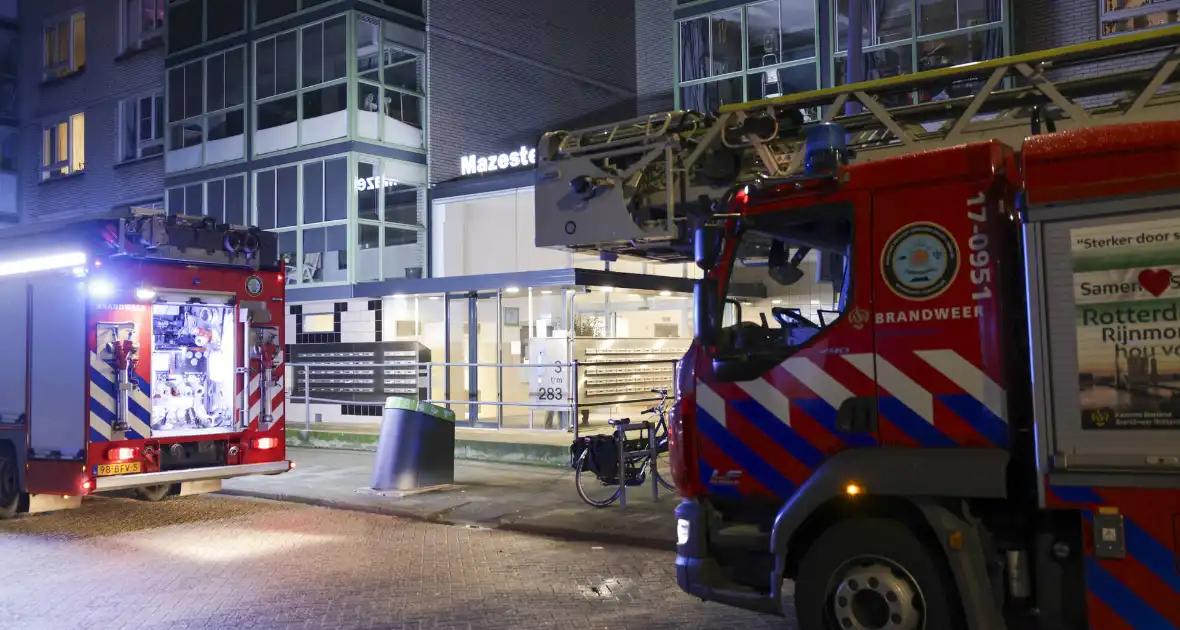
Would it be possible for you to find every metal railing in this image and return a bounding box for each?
[284,359,680,443]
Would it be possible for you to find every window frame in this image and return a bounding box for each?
[165,0,247,54]
[120,0,165,53]
[252,14,351,157]
[253,152,353,286]
[1099,0,1180,39]
[165,174,246,224]
[354,13,426,151]
[355,154,426,282]
[671,0,1010,112]
[40,112,85,181]
[118,91,165,162]
[165,45,248,170]
[43,11,85,80]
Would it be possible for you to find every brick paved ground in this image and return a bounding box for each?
[0,494,793,630]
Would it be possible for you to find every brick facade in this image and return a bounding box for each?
[18,0,165,222]
[426,0,637,183]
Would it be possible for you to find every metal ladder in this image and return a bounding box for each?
[534,25,1180,262]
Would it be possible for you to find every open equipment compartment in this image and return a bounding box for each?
[149,299,236,437]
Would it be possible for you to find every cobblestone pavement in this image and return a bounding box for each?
[0,494,795,630]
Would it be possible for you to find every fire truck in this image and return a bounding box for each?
[535,25,1180,630]
[0,209,290,519]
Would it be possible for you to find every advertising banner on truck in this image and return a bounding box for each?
[1072,218,1180,430]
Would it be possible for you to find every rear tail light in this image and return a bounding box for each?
[107,447,138,462]
[253,437,279,450]
[81,479,93,492]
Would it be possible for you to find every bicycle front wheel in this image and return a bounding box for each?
[652,447,675,492]
[574,449,621,508]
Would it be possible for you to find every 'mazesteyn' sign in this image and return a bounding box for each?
[459,146,536,176]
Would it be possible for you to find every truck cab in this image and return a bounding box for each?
[669,132,1029,626]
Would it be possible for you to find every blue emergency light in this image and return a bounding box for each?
[803,123,850,176]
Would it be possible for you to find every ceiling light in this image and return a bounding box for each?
[659,290,671,297]
[772,299,782,305]
[505,286,520,293]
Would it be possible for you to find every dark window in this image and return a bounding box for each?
[167,187,184,214]
[383,184,417,225]
[225,48,245,107]
[167,67,185,122]
[385,226,419,246]
[379,0,423,17]
[303,160,324,224]
[256,38,276,99]
[168,0,202,53]
[225,175,246,225]
[276,31,298,94]
[205,54,225,112]
[323,16,348,82]
[324,157,347,221]
[255,0,298,25]
[357,161,378,221]
[302,23,324,87]
[207,109,244,140]
[383,54,419,92]
[257,96,297,130]
[278,231,297,267]
[277,166,298,228]
[207,0,244,40]
[170,121,202,148]
[207,178,225,223]
[257,169,276,229]
[302,83,347,118]
[184,183,203,216]
[184,62,203,119]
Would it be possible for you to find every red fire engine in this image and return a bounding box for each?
[0,209,290,519]
[535,26,1180,630]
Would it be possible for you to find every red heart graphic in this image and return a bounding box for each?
[1138,268,1173,297]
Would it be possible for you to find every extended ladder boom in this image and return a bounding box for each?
[535,25,1180,262]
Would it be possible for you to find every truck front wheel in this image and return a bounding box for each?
[794,517,963,630]
[0,453,20,519]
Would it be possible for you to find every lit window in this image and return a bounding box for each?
[41,112,85,181]
[119,93,164,161]
[43,12,85,79]
[120,0,164,53]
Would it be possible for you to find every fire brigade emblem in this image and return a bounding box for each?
[847,306,870,330]
[245,275,263,297]
[881,222,960,301]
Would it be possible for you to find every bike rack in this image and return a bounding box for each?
[612,419,659,509]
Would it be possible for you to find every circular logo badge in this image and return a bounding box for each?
[881,222,959,301]
[245,275,264,297]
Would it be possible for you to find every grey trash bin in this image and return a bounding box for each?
[371,397,457,491]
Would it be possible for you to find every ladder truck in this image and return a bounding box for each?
[534,25,1180,630]
[0,209,290,519]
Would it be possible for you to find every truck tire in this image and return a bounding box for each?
[0,453,20,520]
[134,484,173,502]
[793,517,964,630]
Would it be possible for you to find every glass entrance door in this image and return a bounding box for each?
[444,291,500,427]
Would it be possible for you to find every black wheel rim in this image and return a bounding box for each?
[823,554,926,630]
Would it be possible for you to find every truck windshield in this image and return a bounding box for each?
[719,204,853,352]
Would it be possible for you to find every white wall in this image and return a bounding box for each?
[431,187,569,276]
[432,187,703,279]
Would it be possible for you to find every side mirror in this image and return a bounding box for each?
[694,278,718,347]
[694,226,722,271]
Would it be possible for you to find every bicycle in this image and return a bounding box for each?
[570,388,676,508]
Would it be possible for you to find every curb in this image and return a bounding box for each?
[217,487,673,552]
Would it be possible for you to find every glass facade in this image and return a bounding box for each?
[1101,0,1180,38]
[675,0,1008,113]
[164,7,427,288]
